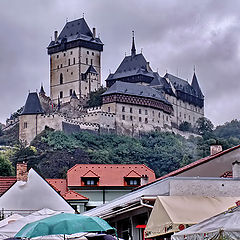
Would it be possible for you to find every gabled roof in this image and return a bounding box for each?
[21,92,44,115]
[63,190,88,201]
[67,164,156,187]
[82,170,99,178]
[125,170,141,178]
[102,81,171,106]
[85,65,98,75]
[191,72,204,99]
[106,53,153,81]
[0,176,16,196]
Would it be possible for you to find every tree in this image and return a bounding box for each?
[179,121,192,132]
[86,86,107,108]
[0,125,3,137]
[0,154,14,176]
[195,117,214,135]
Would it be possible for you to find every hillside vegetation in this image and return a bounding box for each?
[1,118,240,178]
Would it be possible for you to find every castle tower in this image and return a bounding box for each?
[47,18,103,104]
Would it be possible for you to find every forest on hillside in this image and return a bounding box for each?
[1,118,240,178]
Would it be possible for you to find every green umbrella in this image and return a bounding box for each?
[15,213,115,239]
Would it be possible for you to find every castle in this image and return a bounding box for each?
[14,18,204,145]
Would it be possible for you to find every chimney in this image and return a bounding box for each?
[232,161,240,179]
[16,162,28,182]
[140,175,149,186]
[54,31,58,42]
[92,27,96,39]
[210,145,222,155]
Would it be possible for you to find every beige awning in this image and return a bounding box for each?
[145,196,240,238]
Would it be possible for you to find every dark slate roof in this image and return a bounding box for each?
[150,72,175,96]
[191,72,204,99]
[62,122,81,135]
[39,85,45,95]
[21,92,44,115]
[106,53,154,81]
[85,65,98,75]
[102,81,171,105]
[48,18,103,48]
[164,73,200,97]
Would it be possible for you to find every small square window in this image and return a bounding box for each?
[70,89,73,96]
[70,51,73,55]
[145,118,148,123]
[91,59,93,65]
[122,115,125,120]
[145,110,148,115]
[139,109,142,114]
[63,53,66,56]
[130,116,133,121]
[122,106,125,112]
[108,107,110,112]
[71,72,73,75]
[61,64,63,68]
[24,122,27,129]
[130,107,132,113]
[56,55,59,58]
[86,58,88,65]
[139,117,142,122]
[60,91,63,98]
[87,51,89,54]
[92,52,94,56]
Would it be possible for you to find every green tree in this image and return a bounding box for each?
[195,117,214,135]
[86,86,107,108]
[179,121,192,132]
[0,154,14,176]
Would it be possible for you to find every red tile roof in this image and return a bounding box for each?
[137,144,240,189]
[46,179,67,195]
[125,170,141,178]
[63,190,88,200]
[67,164,156,187]
[0,176,17,195]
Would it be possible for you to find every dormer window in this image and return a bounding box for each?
[125,178,140,186]
[82,177,99,186]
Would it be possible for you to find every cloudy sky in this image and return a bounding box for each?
[0,0,240,126]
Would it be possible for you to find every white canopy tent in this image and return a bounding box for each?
[0,208,60,239]
[172,206,240,240]
[145,196,240,239]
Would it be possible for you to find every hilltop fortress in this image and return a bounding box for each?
[9,18,204,145]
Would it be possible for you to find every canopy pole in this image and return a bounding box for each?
[64,234,66,240]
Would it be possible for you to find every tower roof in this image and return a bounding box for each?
[191,72,204,99]
[85,65,98,75]
[48,18,103,54]
[39,84,45,95]
[21,92,44,115]
[131,31,136,56]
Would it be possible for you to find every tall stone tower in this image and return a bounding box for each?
[47,18,103,103]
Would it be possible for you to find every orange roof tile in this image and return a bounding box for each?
[63,190,88,200]
[67,164,156,187]
[0,176,17,195]
[82,170,99,178]
[46,179,67,195]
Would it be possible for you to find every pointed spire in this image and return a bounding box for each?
[191,71,204,98]
[39,83,45,95]
[131,31,136,56]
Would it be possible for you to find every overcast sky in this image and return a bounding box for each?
[0,0,240,126]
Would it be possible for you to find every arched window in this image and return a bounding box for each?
[60,73,63,84]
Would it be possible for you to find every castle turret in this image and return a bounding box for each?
[47,18,103,103]
[191,72,204,99]
[131,31,136,56]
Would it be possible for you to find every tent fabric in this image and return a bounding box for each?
[172,206,240,240]
[0,208,60,239]
[145,196,240,239]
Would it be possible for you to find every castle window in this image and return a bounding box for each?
[56,55,59,58]
[23,122,27,129]
[87,51,89,54]
[108,107,110,112]
[130,116,133,121]
[145,110,148,115]
[71,72,73,75]
[139,117,142,122]
[68,59,70,66]
[64,53,66,56]
[122,115,125,120]
[69,89,73,96]
[82,177,98,186]
[139,109,142,114]
[61,64,63,68]
[163,115,165,120]
[86,58,88,65]
[60,91,63,98]
[179,112,181,117]
[92,52,94,56]
[158,112,161,118]
[73,58,75,64]
[91,59,93,65]
[145,118,148,123]
[130,107,132,113]
[70,51,73,55]
[60,73,63,84]
[184,114,186,119]
[122,106,125,112]
[166,116,168,121]
[152,111,154,116]
[189,115,191,120]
